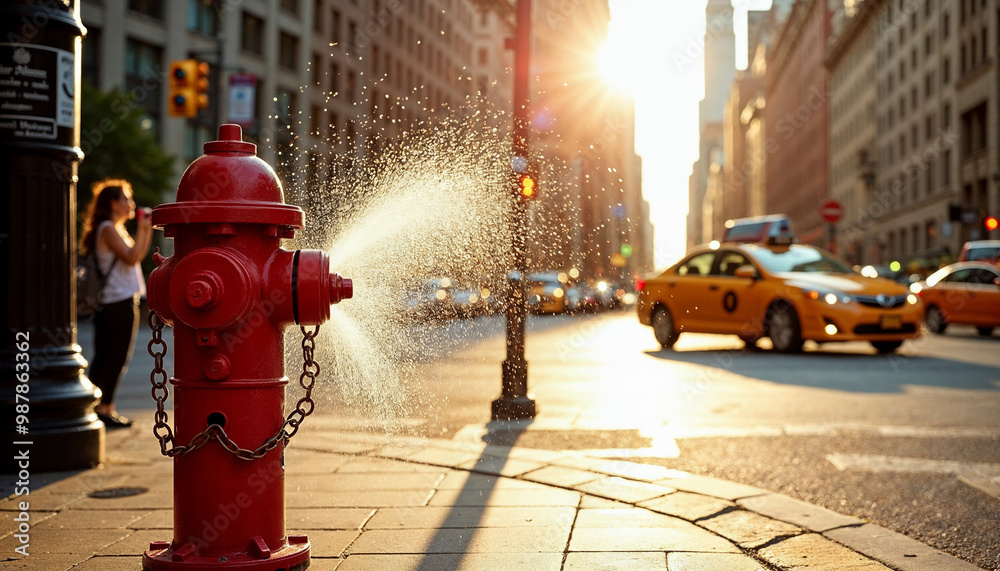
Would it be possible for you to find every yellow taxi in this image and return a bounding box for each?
[913,262,1000,336]
[526,272,570,314]
[636,240,923,353]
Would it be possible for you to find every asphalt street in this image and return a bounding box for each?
[93,307,1000,569]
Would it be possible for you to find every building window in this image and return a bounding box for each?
[281,0,299,14]
[943,57,950,83]
[242,12,265,56]
[311,52,322,85]
[314,0,324,32]
[943,150,952,184]
[275,89,295,125]
[478,48,488,65]
[125,38,163,139]
[82,26,101,86]
[332,10,341,43]
[128,0,164,20]
[960,102,988,156]
[187,0,218,36]
[279,32,299,70]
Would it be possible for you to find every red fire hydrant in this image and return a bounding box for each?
[142,124,352,570]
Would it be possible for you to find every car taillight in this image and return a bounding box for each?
[636,278,646,291]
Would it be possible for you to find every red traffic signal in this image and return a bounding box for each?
[518,173,537,200]
[986,216,999,232]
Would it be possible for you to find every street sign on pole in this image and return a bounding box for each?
[819,198,844,224]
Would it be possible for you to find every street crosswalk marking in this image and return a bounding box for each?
[826,453,1000,500]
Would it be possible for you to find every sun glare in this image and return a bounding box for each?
[597,39,642,97]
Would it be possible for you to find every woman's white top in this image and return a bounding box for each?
[95,220,146,304]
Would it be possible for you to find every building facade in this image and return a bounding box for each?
[688,0,736,250]
[765,0,832,246]
[826,0,878,263]
[79,0,653,281]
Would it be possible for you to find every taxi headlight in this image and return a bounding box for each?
[906,293,919,305]
[805,289,851,304]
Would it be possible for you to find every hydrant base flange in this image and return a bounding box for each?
[142,536,309,570]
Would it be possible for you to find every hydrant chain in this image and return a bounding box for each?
[146,311,322,459]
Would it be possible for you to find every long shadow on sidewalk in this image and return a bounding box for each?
[415,420,531,570]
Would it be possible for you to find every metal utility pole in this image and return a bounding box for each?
[0,0,103,472]
[493,0,536,421]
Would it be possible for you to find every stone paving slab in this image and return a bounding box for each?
[292,529,360,557]
[668,551,769,570]
[656,474,767,501]
[738,493,864,532]
[521,465,604,487]
[758,533,894,570]
[286,507,375,530]
[427,487,581,507]
[573,507,694,529]
[568,525,741,553]
[365,506,575,530]
[286,489,434,508]
[347,526,570,554]
[698,509,803,549]
[332,552,565,570]
[639,490,737,521]
[575,476,676,503]
[824,523,986,571]
[563,551,668,569]
[32,508,150,530]
[456,453,546,477]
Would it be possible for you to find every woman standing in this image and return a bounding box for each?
[80,179,153,428]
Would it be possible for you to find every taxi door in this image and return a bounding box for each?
[703,250,762,334]
[967,268,1000,326]
[668,251,718,333]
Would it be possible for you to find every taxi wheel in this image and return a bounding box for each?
[652,306,678,349]
[871,340,903,354]
[977,327,995,336]
[925,306,947,333]
[767,302,803,353]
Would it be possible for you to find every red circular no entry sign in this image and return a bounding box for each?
[819,198,844,224]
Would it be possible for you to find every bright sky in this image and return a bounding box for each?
[602,0,773,268]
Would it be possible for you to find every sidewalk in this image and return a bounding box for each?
[0,416,984,570]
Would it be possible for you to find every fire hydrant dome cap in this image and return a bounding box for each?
[153,124,304,228]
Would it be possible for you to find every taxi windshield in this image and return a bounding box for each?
[750,245,855,274]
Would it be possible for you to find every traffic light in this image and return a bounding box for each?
[518,172,537,200]
[168,59,198,118]
[986,215,999,232]
[194,60,210,111]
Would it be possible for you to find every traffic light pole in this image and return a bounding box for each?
[493,0,536,421]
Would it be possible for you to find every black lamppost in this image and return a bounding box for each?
[1,0,103,472]
[492,0,537,421]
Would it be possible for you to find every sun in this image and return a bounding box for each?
[596,39,645,98]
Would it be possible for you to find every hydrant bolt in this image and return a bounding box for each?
[204,355,231,381]
[186,279,215,309]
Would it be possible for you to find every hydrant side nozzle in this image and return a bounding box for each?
[331,275,353,303]
[152,248,166,266]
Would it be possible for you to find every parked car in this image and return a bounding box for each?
[636,239,923,353]
[721,214,793,243]
[526,272,570,314]
[402,277,459,320]
[959,240,1000,265]
[912,262,1000,336]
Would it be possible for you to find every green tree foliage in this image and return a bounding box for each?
[77,81,175,219]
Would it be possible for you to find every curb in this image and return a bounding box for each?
[295,428,985,571]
